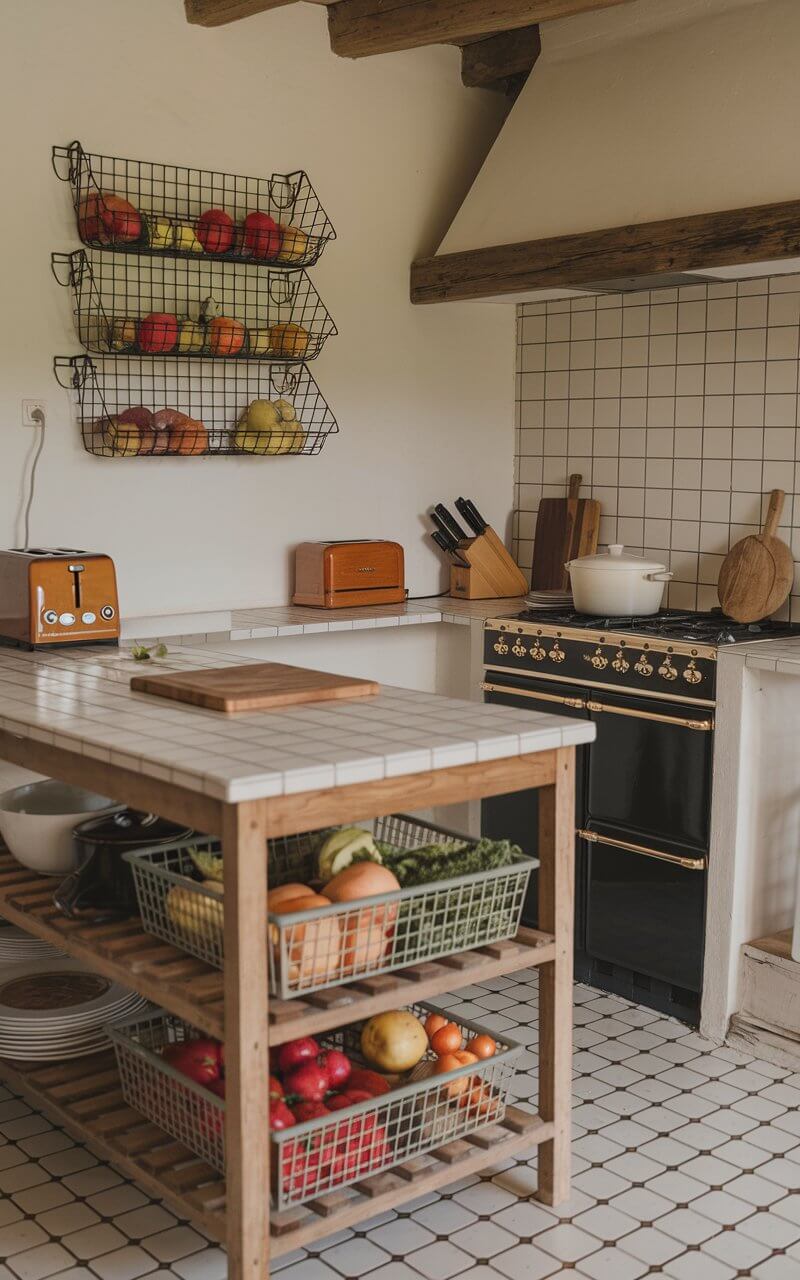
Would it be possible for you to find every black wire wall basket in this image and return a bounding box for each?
[54,355,339,458]
[52,141,336,270]
[52,250,336,363]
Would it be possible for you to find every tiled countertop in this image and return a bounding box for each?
[0,641,593,804]
[730,636,800,674]
[121,597,528,645]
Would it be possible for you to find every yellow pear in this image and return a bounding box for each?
[273,399,297,423]
[176,318,205,354]
[245,400,281,430]
[173,222,204,253]
[277,225,309,263]
[248,328,273,357]
[144,215,174,251]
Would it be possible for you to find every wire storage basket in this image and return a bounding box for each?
[125,815,536,998]
[52,250,336,363]
[53,140,336,269]
[108,1004,522,1209]
[54,355,338,458]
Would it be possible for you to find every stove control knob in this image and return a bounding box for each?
[493,637,509,655]
[584,647,608,671]
[548,642,566,664]
[658,656,678,681]
[512,640,527,658]
[530,642,546,662]
[683,660,703,685]
[634,654,654,677]
[612,649,630,674]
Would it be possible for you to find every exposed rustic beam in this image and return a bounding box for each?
[410,198,800,303]
[461,24,541,91]
[328,0,630,58]
[184,0,298,26]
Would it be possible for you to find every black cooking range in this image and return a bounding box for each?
[482,607,800,1025]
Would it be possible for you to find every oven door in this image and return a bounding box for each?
[585,691,714,852]
[582,825,706,992]
[481,672,588,934]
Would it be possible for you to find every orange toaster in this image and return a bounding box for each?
[0,548,120,648]
[293,540,405,609]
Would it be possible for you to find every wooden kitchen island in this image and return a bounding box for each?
[0,643,594,1280]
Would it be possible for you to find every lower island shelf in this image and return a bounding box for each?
[0,1050,548,1258]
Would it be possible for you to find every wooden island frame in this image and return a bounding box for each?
[0,726,575,1280]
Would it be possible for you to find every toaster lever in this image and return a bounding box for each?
[69,563,84,609]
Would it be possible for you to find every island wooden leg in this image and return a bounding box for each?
[536,746,575,1205]
[223,800,270,1280]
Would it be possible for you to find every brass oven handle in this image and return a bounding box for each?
[577,829,706,871]
[481,682,586,710]
[585,699,714,732]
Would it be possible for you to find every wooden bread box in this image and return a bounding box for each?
[293,539,405,608]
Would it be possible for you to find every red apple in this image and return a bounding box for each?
[196,208,234,254]
[283,1061,329,1103]
[242,211,281,261]
[270,1101,296,1132]
[138,313,178,354]
[318,1050,351,1090]
[291,1099,330,1124]
[277,1037,319,1075]
[268,1075,284,1102]
[77,192,140,244]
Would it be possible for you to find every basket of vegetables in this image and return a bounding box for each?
[108,1002,521,1209]
[124,814,536,999]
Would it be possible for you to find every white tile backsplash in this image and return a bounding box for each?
[516,275,800,618]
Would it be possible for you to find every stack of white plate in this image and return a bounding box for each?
[0,926,65,964]
[524,589,573,609]
[0,957,149,1061]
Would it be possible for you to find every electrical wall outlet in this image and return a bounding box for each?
[22,400,46,427]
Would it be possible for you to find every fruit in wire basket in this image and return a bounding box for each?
[162,1036,222,1086]
[176,317,205,354]
[173,222,204,254]
[360,1010,427,1073]
[269,893,340,986]
[346,1067,391,1096]
[424,1012,448,1043]
[206,316,246,357]
[430,1022,463,1056]
[433,1051,478,1100]
[118,406,153,431]
[268,883,313,909]
[196,208,235,254]
[247,329,273,358]
[268,322,310,359]
[104,416,142,457]
[142,214,174,251]
[277,225,309,263]
[169,415,209,456]
[318,1049,351,1090]
[291,1099,330,1123]
[78,192,141,244]
[243,211,282,260]
[242,400,281,431]
[166,879,223,935]
[270,1101,296,1132]
[466,1034,496,1060]
[138,312,179,354]
[106,317,138,352]
[276,1037,320,1074]
[324,863,400,975]
[317,827,383,883]
[283,1060,330,1103]
[274,399,298,423]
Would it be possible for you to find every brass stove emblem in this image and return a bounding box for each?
[583,647,608,671]
[683,660,703,685]
[634,654,654,677]
[512,640,527,658]
[548,642,566,664]
[658,656,678,681]
[612,649,630,674]
[530,641,546,662]
[493,637,509,655]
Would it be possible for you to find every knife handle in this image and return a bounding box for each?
[433,504,469,543]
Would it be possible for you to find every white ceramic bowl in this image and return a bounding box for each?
[0,780,117,876]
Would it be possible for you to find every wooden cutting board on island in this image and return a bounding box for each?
[130,661,379,712]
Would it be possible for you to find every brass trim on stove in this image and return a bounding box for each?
[577,829,706,872]
[482,664,716,709]
[585,700,714,732]
[485,619,718,662]
[482,682,586,710]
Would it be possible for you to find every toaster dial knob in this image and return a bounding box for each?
[101,605,116,621]
[59,612,76,627]
[43,610,58,625]
[81,612,97,625]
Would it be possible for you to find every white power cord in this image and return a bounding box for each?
[23,406,46,550]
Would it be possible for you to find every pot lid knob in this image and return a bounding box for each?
[608,544,624,557]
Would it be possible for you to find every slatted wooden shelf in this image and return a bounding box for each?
[0,1049,545,1259]
[0,852,554,1045]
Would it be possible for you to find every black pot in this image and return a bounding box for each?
[54,809,194,922]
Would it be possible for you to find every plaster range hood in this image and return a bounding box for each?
[412,0,800,304]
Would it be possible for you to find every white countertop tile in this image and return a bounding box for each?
[0,638,593,803]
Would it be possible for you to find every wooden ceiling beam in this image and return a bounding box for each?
[461,24,541,92]
[410,198,800,303]
[328,0,631,58]
[184,0,299,26]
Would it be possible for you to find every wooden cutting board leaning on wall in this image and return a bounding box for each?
[717,489,794,622]
[530,474,601,591]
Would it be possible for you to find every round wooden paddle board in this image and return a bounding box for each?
[718,489,793,622]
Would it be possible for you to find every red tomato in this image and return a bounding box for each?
[430,1022,463,1057]
[346,1068,391,1097]
[162,1038,222,1086]
[277,1037,319,1075]
[284,1061,330,1103]
[326,1089,372,1111]
[291,1099,330,1124]
[269,1101,296,1131]
[268,1075,284,1102]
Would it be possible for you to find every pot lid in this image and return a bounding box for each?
[567,544,668,574]
[73,808,193,846]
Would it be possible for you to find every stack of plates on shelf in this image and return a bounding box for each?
[0,926,65,964]
[0,957,149,1061]
[524,588,573,610]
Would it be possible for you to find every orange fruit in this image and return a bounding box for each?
[424,1013,448,1043]
[466,1034,496,1060]
[433,1053,470,1099]
[207,316,246,357]
[430,1023,463,1057]
[453,1050,478,1068]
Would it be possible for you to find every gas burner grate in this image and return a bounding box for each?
[513,607,800,647]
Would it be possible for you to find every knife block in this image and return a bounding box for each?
[450,527,529,600]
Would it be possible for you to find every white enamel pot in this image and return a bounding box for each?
[0,780,117,876]
[565,544,673,616]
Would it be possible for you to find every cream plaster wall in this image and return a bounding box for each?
[0,0,514,619]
